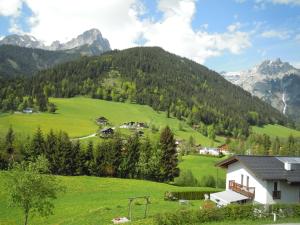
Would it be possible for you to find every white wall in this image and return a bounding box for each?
[226,161,268,204]
[266,180,300,204]
[227,161,300,204]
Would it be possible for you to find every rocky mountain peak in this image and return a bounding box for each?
[254,58,298,77]
[0,34,45,49]
[0,29,111,55]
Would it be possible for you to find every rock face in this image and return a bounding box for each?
[0,29,111,56]
[0,34,45,49]
[221,59,300,122]
[48,29,111,54]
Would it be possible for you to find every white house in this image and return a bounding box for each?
[210,155,300,206]
[199,147,220,156]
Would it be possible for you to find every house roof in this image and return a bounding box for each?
[210,189,249,204]
[216,155,300,183]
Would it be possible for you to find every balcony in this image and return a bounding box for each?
[229,180,255,199]
[272,190,281,200]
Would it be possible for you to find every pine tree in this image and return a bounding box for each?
[271,136,280,156]
[110,133,123,177]
[120,134,140,178]
[30,127,45,159]
[159,126,179,182]
[5,126,15,161]
[137,137,153,179]
[45,129,57,173]
[84,140,94,175]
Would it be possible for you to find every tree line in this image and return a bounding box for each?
[0,126,179,182]
[228,133,300,156]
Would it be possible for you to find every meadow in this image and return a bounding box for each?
[252,124,300,138]
[0,172,220,225]
[179,155,226,182]
[0,97,224,146]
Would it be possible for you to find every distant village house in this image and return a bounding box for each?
[119,122,148,129]
[99,127,114,138]
[96,116,109,126]
[23,108,33,114]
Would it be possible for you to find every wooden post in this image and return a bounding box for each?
[128,199,133,221]
[144,197,149,218]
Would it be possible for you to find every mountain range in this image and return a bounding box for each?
[0,29,111,54]
[0,29,111,77]
[221,59,300,123]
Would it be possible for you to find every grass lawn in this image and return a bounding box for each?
[179,155,226,182]
[252,124,300,138]
[0,97,223,146]
[0,172,220,225]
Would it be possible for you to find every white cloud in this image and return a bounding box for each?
[227,22,242,32]
[142,0,251,63]
[295,34,300,42]
[8,18,24,34]
[7,0,251,64]
[0,0,23,17]
[256,0,300,5]
[24,0,144,48]
[261,30,290,39]
[292,61,300,69]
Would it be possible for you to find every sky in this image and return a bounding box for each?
[0,0,300,72]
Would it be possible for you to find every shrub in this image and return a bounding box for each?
[164,190,216,201]
[174,170,199,187]
[200,175,216,187]
[154,203,300,225]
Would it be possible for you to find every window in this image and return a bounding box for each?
[273,181,281,200]
[246,176,249,188]
[274,182,278,191]
[241,174,244,186]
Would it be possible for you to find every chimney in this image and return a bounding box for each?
[284,162,292,171]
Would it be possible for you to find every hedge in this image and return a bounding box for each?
[155,203,300,225]
[164,190,217,201]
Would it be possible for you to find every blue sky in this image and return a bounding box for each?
[0,0,299,72]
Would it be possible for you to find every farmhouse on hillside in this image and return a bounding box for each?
[99,127,114,138]
[119,122,148,129]
[96,116,109,125]
[199,147,221,156]
[210,155,300,206]
[23,107,33,114]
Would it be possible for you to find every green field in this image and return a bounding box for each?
[252,124,300,138]
[0,172,220,225]
[0,97,223,146]
[179,155,226,182]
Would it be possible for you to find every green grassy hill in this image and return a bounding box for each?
[0,97,224,146]
[0,173,219,225]
[252,124,300,138]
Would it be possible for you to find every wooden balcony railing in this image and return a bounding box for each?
[229,180,255,199]
[272,190,281,200]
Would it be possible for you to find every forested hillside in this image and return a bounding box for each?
[0,45,81,78]
[0,47,290,137]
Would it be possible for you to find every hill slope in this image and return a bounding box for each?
[0,97,224,146]
[0,172,219,225]
[1,47,289,137]
[0,45,80,78]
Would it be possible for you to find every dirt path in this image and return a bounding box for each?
[71,133,97,140]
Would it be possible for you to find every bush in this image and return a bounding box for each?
[154,203,300,225]
[200,175,216,187]
[174,170,199,187]
[164,190,216,201]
